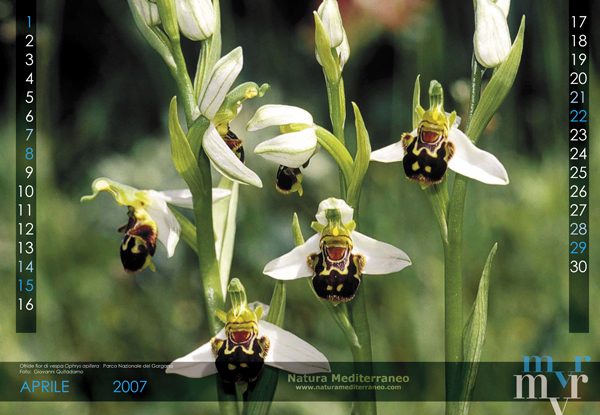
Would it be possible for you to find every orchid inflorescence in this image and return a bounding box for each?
[84,0,524,412]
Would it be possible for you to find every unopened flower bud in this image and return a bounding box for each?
[473,0,512,68]
[175,0,215,41]
[131,0,161,27]
[317,0,344,48]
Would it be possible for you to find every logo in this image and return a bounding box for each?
[514,356,590,414]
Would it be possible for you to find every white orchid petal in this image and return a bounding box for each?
[151,188,231,209]
[246,105,313,131]
[370,141,405,163]
[260,321,330,374]
[154,189,193,208]
[495,0,510,17]
[315,197,354,225]
[211,188,233,203]
[166,328,226,378]
[146,196,181,258]
[254,129,318,168]
[338,31,350,71]
[263,234,320,280]
[448,128,509,185]
[203,124,263,188]
[352,231,411,275]
[198,47,243,119]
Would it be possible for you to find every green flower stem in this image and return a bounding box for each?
[166,25,237,415]
[169,37,196,126]
[443,55,484,415]
[349,287,377,415]
[424,182,449,244]
[326,77,348,199]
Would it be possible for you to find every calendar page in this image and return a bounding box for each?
[3,0,598,414]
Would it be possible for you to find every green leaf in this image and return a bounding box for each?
[314,12,340,83]
[169,207,198,254]
[213,178,238,299]
[291,213,305,247]
[458,243,497,414]
[313,125,355,186]
[346,103,371,209]
[412,75,421,131]
[127,0,176,70]
[467,16,526,145]
[168,97,206,196]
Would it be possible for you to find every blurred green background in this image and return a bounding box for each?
[1,0,599,414]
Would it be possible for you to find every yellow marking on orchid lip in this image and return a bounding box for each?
[327,285,333,291]
[333,227,339,236]
[240,363,249,368]
[228,364,236,371]
[412,161,420,171]
[425,166,432,173]
[337,284,343,292]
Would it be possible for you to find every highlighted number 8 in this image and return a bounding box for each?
[25,148,34,160]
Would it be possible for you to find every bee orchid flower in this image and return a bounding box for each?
[263,198,411,304]
[195,47,266,188]
[370,81,509,187]
[81,178,230,273]
[167,278,330,383]
[247,105,319,195]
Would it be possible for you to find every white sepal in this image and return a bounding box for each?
[338,32,350,71]
[315,197,354,225]
[153,188,231,209]
[198,47,243,119]
[132,0,161,27]
[254,129,318,168]
[166,327,225,378]
[203,124,263,188]
[495,0,510,17]
[246,105,313,131]
[145,196,181,258]
[448,128,509,185]
[175,0,215,41]
[262,234,320,280]
[474,0,512,68]
[352,231,411,275]
[370,140,406,163]
[260,321,331,374]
